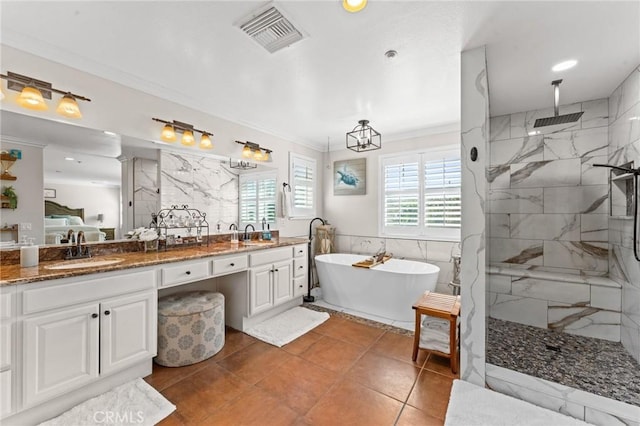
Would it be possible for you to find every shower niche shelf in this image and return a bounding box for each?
[608,161,635,219]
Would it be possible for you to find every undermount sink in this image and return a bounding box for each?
[44,258,125,270]
[241,241,276,246]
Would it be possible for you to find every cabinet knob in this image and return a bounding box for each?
[274,269,279,272]
[104,310,111,316]
[299,285,303,288]
[91,313,98,319]
[185,270,191,275]
[298,266,303,269]
[299,250,303,253]
[230,263,235,267]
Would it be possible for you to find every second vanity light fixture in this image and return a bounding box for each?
[346,119,382,152]
[152,118,214,150]
[235,140,273,163]
[0,71,91,119]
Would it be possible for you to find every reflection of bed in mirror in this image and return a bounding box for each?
[44,200,106,244]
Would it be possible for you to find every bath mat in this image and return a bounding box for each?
[445,380,589,426]
[245,306,330,347]
[38,378,175,426]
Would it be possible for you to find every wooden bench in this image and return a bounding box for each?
[412,291,461,373]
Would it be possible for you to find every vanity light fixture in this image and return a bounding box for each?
[0,71,91,117]
[346,119,381,152]
[343,0,367,13]
[235,140,273,163]
[152,118,214,150]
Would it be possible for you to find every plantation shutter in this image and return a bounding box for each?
[381,156,420,235]
[239,172,277,228]
[424,157,461,228]
[289,153,316,218]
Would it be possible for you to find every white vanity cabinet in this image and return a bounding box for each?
[20,269,157,408]
[249,248,292,315]
[0,288,15,418]
[292,244,308,298]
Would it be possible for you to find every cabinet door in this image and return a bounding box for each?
[23,304,99,407]
[100,291,157,376]
[249,265,273,316]
[273,260,293,306]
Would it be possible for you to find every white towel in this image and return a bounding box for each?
[422,316,450,331]
[280,188,292,218]
[419,337,451,354]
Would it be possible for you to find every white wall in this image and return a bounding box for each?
[1,45,325,239]
[0,141,44,244]
[323,131,460,236]
[45,183,120,233]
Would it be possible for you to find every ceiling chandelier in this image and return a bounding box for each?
[0,71,91,119]
[346,119,381,152]
[152,118,213,150]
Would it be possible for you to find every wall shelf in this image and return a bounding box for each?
[0,153,17,181]
[151,205,209,249]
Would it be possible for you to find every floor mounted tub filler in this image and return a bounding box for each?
[315,253,440,322]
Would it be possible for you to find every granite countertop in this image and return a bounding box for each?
[0,237,308,287]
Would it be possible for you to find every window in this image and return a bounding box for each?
[239,171,277,229]
[380,148,461,240]
[289,153,316,218]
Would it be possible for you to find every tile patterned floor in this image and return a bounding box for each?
[147,313,458,425]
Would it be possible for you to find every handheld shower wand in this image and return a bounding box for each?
[593,163,640,261]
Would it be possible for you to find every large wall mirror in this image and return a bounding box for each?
[1,110,276,246]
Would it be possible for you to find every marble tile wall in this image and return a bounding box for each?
[133,158,159,228]
[608,65,640,363]
[459,46,488,386]
[160,151,238,232]
[487,96,621,340]
[333,234,460,293]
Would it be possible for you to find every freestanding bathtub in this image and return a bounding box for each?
[315,253,440,322]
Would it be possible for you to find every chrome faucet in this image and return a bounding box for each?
[244,224,255,241]
[66,231,91,259]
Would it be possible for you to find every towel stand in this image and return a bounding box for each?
[412,291,461,373]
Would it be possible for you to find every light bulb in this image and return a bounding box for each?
[17,85,48,111]
[262,151,270,161]
[199,133,213,149]
[253,149,264,161]
[56,93,82,119]
[161,124,176,142]
[181,130,195,146]
[343,0,367,12]
[242,145,252,158]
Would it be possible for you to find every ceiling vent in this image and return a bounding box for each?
[238,6,304,53]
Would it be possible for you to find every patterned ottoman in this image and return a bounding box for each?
[156,291,225,367]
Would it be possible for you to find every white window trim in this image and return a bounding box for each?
[288,152,317,219]
[378,146,461,242]
[239,170,277,229]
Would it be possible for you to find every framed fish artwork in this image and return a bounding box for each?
[334,158,366,195]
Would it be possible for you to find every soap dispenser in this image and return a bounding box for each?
[230,229,239,245]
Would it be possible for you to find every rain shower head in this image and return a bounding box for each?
[533,79,584,128]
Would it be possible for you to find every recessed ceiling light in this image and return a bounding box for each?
[552,60,578,72]
[343,0,367,13]
[103,130,117,136]
[385,50,398,59]
[629,116,639,121]
[528,130,540,136]
[64,157,75,161]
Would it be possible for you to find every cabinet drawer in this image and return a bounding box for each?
[249,247,291,267]
[0,293,11,320]
[293,276,307,297]
[23,270,157,315]
[293,244,307,258]
[161,260,209,287]
[0,323,10,371]
[0,369,11,417]
[212,255,248,277]
[293,258,307,278]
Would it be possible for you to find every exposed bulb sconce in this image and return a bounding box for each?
[0,71,90,118]
[234,140,273,163]
[343,0,367,12]
[152,118,214,150]
[346,119,381,152]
